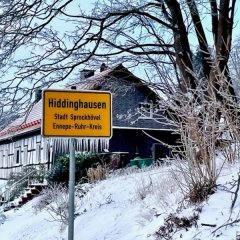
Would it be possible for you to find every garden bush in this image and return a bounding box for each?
[46,152,102,185]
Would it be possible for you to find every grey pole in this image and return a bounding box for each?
[68,137,76,240]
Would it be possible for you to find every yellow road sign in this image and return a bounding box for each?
[42,89,112,138]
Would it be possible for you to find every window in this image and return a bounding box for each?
[138,102,154,119]
[14,148,21,164]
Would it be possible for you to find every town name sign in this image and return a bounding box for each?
[42,89,112,138]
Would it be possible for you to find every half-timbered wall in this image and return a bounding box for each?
[0,135,53,179]
[0,133,110,179]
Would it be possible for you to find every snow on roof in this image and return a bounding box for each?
[66,64,128,90]
[67,64,159,101]
[0,100,42,140]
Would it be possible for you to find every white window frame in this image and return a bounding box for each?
[138,102,154,119]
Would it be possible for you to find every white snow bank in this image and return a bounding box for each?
[0,163,240,240]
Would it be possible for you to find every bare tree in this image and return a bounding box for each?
[0,0,238,124]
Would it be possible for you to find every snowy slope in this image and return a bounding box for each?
[0,163,240,240]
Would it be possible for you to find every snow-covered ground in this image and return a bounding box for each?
[1,162,240,240]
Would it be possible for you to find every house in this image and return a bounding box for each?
[0,64,176,179]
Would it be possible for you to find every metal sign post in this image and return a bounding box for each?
[68,137,76,240]
[42,89,112,240]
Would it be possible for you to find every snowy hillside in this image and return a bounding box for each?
[1,162,240,240]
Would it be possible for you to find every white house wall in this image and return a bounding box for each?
[0,134,109,179]
[0,135,53,179]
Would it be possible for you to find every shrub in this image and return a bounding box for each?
[33,184,72,232]
[45,154,69,185]
[33,183,92,231]
[46,152,102,185]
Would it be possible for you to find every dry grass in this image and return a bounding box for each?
[135,171,183,211]
[135,175,153,200]
[33,184,81,231]
[87,164,107,183]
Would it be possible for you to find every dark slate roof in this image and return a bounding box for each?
[68,64,174,130]
[67,64,157,98]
